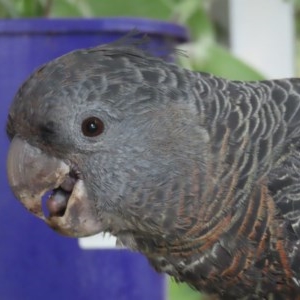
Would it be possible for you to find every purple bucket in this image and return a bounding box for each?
[0,18,188,300]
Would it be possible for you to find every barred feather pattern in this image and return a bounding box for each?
[9,44,300,299]
[119,67,300,299]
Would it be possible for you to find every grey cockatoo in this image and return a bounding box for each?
[6,39,300,300]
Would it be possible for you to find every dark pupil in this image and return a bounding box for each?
[87,120,98,133]
[82,117,104,137]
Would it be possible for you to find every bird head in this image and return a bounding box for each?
[6,41,209,243]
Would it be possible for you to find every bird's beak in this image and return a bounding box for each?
[6,136,103,237]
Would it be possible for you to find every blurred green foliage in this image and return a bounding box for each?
[169,280,200,300]
[295,0,300,76]
[2,0,297,299]
[0,0,52,17]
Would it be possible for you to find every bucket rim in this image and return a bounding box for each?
[0,17,189,41]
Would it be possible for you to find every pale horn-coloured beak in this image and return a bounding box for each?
[7,136,103,237]
[7,136,70,220]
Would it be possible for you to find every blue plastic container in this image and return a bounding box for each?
[0,18,188,300]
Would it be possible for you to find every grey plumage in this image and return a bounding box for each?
[6,40,300,299]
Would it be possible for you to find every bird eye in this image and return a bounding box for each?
[81,117,104,137]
